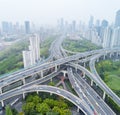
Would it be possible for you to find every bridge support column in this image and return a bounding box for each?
[110,53,112,58]
[83,63,86,67]
[103,55,106,60]
[23,92,25,99]
[0,87,2,94]
[55,65,57,72]
[50,92,52,96]
[22,78,25,85]
[41,71,43,78]
[36,90,39,94]
[97,58,99,62]
[103,91,106,100]
[91,80,93,86]
[77,107,79,112]
[82,72,85,78]
[50,78,52,82]
[1,100,4,107]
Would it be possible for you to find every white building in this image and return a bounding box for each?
[111,27,120,48]
[29,34,40,62]
[22,50,34,68]
[102,27,113,48]
[23,34,40,68]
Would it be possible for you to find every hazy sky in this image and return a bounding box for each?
[0,0,120,25]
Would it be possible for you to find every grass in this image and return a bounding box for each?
[105,74,120,90]
[62,38,102,53]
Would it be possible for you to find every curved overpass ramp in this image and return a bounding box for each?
[0,85,94,115]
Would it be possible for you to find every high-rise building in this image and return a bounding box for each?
[25,21,30,34]
[22,34,40,68]
[29,34,40,62]
[88,16,94,28]
[22,50,34,68]
[102,27,113,48]
[115,10,120,27]
[2,21,9,33]
[111,27,120,48]
[72,20,76,33]
[101,20,108,28]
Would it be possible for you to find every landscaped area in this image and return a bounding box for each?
[0,35,56,77]
[62,37,102,53]
[96,60,120,114]
[96,60,120,97]
[6,93,72,115]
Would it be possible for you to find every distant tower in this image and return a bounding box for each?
[25,21,30,34]
[115,10,120,27]
[101,20,108,28]
[111,27,120,48]
[2,21,9,34]
[29,34,40,62]
[102,27,113,48]
[88,16,94,28]
[22,34,40,68]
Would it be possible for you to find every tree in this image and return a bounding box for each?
[43,99,55,108]
[5,105,13,115]
[22,102,35,115]
[36,103,50,114]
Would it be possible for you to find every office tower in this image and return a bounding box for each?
[22,34,40,68]
[88,16,94,28]
[29,34,40,62]
[22,50,35,68]
[101,20,108,28]
[115,10,120,27]
[72,20,76,33]
[102,27,113,48]
[2,21,9,33]
[25,21,30,34]
[111,27,120,48]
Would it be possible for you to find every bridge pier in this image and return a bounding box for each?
[82,72,85,78]
[22,78,25,85]
[83,63,86,68]
[61,70,67,77]
[23,92,25,99]
[77,107,79,112]
[55,64,57,72]
[41,71,43,78]
[0,87,2,94]
[103,91,106,100]
[96,58,99,62]
[103,55,106,60]
[50,78,52,82]
[109,53,112,58]
[1,100,4,107]
[36,90,39,94]
[90,80,93,86]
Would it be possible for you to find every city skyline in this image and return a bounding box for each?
[0,0,120,25]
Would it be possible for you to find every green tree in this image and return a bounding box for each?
[5,105,13,115]
[36,103,50,114]
[22,102,35,115]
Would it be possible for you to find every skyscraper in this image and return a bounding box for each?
[115,10,120,27]
[25,21,30,34]
[102,27,113,48]
[2,21,9,33]
[22,34,40,68]
[29,34,40,62]
[111,27,120,48]
[88,16,94,28]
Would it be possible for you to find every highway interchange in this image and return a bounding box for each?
[0,34,120,115]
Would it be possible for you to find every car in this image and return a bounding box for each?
[56,90,60,93]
